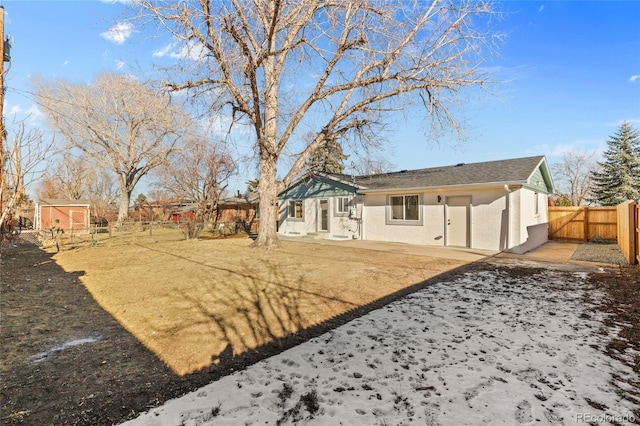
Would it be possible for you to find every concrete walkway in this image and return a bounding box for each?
[281,235,594,266]
[281,235,498,262]
[496,240,580,263]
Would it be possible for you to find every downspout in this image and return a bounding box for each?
[504,184,512,250]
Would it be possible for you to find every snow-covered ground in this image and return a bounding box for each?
[122,263,638,426]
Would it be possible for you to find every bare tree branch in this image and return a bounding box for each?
[151,138,236,222]
[1,118,55,228]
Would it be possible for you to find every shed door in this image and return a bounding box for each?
[70,209,86,230]
[446,196,470,247]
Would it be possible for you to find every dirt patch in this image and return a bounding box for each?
[1,237,469,425]
[586,265,640,415]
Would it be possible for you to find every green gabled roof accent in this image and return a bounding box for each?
[523,158,555,194]
[278,174,358,199]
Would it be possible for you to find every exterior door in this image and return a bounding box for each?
[318,199,329,232]
[446,196,470,247]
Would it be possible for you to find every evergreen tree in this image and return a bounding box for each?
[305,136,349,174]
[589,122,640,205]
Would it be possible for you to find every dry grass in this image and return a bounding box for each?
[51,238,466,375]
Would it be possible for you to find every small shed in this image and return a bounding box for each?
[35,199,91,232]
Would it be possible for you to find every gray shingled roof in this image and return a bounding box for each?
[218,193,260,205]
[327,156,546,191]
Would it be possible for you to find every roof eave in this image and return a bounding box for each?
[357,181,529,194]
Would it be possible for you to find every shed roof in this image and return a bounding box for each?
[38,198,91,206]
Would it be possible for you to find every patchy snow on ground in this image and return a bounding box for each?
[122,265,638,426]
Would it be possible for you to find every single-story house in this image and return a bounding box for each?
[216,193,260,233]
[277,155,554,254]
[216,193,260,223]
[35,199,91,233]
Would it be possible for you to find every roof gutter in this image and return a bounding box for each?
[356,181,528,194]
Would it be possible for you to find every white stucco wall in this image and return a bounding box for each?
[362,192,447,245]
[361,187,526,252]
[508,188,549,254]
[279,185,549,252]
[278,197,360,239]
[467,188,510,251]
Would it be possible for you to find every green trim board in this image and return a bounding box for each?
[278,175,357,199]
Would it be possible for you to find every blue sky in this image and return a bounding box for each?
[2,1,639,196]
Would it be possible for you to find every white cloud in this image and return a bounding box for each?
[115,60,126,70]
[527,141,603,158]
[152,43,174,58]
[152,40,207,61]
[629,75,640,83]
[538,5,544,12]
[100,22,134,45]
[7,104,45,122]
[100,0,131,4]
[63,60,69,66]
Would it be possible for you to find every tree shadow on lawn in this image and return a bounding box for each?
[120,242,480,380]
[1,241,477,426]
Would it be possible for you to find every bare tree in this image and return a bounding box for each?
[133,0,501,247]
[1,120,55,228]
[85,167,121,223]
[352,155,396,176]
[152,138,236,222]
[551,151,597,206]
[38,156,87,200]
[33,72,195,222]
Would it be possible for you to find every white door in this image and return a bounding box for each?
[446,196,470,247]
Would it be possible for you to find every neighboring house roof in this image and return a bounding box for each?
[172,204,198,214]
[280,156,555,197]
[38,198,91,206]
[218,194,260,206]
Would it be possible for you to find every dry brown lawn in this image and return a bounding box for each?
[51,237,467,376]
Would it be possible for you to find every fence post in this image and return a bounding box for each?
[636,204,640,265]
[582,207,589,242]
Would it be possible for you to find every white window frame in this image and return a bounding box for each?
[335,196,351,216]
[386,194,423,225]
[288,200,304,221]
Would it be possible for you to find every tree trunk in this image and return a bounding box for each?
[253,152,280,249]
[118,190,131,224]
[253,52,281,249]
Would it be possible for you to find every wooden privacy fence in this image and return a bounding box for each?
[617,201,639,265]
[548,206,617,242]
[548,202,639,265]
